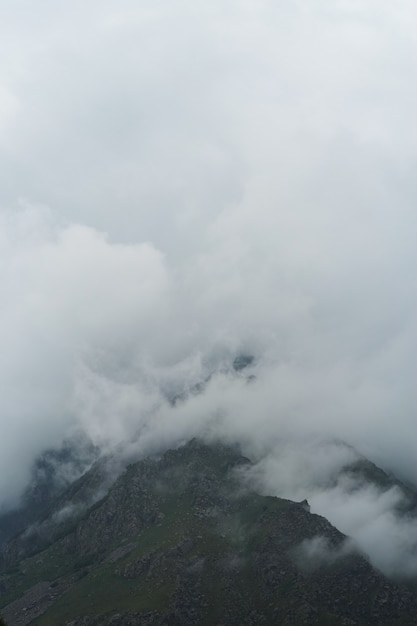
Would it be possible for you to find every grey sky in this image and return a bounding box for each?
[0,0,416,536]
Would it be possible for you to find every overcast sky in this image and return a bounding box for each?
[0,0,416,524]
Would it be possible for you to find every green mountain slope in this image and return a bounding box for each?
[0,440,415,625]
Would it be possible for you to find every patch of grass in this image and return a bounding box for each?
[32,563,174,626]
[316,610,344,625]
[31,495,208,624]
[0,542,80,609]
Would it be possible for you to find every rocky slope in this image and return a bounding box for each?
[0,436,99,551]
[0,440,415,625]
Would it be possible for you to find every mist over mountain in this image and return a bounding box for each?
[0,1,416,620]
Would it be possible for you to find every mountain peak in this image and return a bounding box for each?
[0,440,415,625]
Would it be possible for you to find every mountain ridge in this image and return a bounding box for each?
[0,439,415,625]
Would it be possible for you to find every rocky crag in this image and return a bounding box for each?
[0,440,415,625]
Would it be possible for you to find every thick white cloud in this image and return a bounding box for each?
[0,0,415,574]
[1,1,416,247]
[0,206,170,506]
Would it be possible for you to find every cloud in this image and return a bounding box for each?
[292,535,357,573]
[310,483,417,578]
[0,0,415,577]
[239,439,417,578]
[0,205,170,508]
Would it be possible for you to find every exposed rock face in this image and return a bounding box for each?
[232,354,254,371]
[0,440,415,625]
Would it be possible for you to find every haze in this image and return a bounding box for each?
[0,2,416,574]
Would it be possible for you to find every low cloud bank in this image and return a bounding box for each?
[241,439,417,578]
[310,482,417,578]
[0,0,415,580]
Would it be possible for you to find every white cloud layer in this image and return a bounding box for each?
[0,0,415,576]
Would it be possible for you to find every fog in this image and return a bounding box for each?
[0,0,415,577]
[238,436,417,578]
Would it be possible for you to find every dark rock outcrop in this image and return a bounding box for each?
[0,440,415,626]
